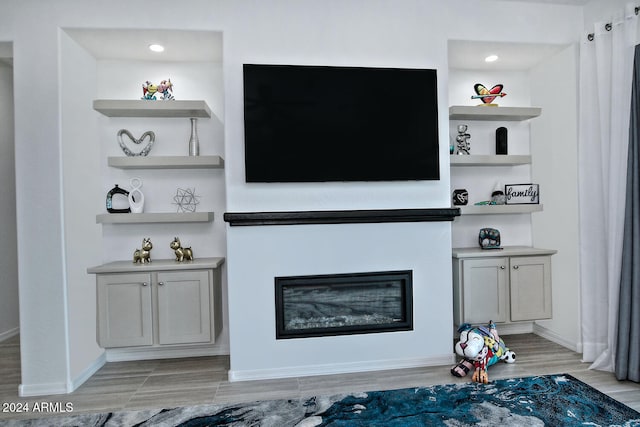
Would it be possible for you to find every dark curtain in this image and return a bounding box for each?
[616,44,640,382]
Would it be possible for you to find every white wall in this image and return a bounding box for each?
[223,0,457,379]
[530,45,581,350]
[0,48,19,342]
[227,222,454,380]
[223,1,451,212]
[223,0,582,379]
[13,16,70,396]
[0,0,585,394]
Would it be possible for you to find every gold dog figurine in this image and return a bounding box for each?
[170,237,193,262]
[133,237,153,264]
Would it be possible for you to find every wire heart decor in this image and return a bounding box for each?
[117,129,155,157]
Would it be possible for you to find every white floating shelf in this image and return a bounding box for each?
[449,106,541,121]
[108,155,224,170]
[458,204,543,215]
[96,212,214,224]
[450,155,531,166]
[452,246,557,259]
[87,257,226,274]
[93,99,212,118]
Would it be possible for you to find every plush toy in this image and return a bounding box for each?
[450,321,516,383]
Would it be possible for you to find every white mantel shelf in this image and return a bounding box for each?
[96,212,214,224]
[449,106,541,121]
[93,99,212,118]
[452,246,557,259]
[108,155,224,170]
[87,257,225,274]
[459,204,543,215]
[450,155,531,166]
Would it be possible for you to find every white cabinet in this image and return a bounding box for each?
[157,270,211,345]
[509,255,553,321]
[96,272,153,347]
[90,258,224,349]
[457,257,509,324]
[452,247,555,327]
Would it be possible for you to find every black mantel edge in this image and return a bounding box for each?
[223,208,461,227]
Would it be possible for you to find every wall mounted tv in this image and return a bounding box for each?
[242,64,440,183]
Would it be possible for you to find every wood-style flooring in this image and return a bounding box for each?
[1,333,639,422]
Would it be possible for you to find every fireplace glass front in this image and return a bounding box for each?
[275,270,413,339]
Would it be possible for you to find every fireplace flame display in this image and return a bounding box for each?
[275,271,413,339]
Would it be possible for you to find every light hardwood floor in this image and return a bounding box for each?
[1,333,639,422]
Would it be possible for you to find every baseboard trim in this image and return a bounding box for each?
[228,354,456,383]
[19,382,68,397]
[105,344,230,362]
[533,323,579,352]
[0,327,19,342]
[494,322,534,335]
[68,352,107,393]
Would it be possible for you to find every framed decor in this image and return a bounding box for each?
[505,184,540,204]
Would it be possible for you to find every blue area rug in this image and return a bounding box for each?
[4,374,639,426]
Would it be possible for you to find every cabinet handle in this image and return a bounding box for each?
[500,266,506,270]
[513,265,519,270]
[142,282,148,287]
[158,281,165,286]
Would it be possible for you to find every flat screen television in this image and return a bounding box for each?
[242,64,440,183]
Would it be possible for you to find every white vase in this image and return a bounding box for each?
[128,177,145,213]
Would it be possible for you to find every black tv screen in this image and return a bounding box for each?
[243,64,440,182]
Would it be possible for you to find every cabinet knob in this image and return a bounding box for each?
[158,281,165,286]
[142,282,148,287]
[500,266,506,270]
[513,265,519,270]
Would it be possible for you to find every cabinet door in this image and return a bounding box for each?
[461,258,509,324]
[157,270,212,345]
[510,256,552,321]
[97,273,153,348]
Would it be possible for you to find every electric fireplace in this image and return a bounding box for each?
[275,270,413,339]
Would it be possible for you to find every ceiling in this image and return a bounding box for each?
[64,29,222,62]
[448,40,569,71]
[492,0,590,4]
[451,0,586,70]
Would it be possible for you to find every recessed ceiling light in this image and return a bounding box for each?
[485,54,499,63]
[148,44,165,53]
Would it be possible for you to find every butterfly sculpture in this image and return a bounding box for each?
[472,83,507,105]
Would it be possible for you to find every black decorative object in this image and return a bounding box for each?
[479,228,501,249]
[496,127,508,155]
[452,189,469,206]
[106,184,131,213]
[223,208,461,227]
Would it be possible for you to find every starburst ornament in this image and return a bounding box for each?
[173,188,200,213]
